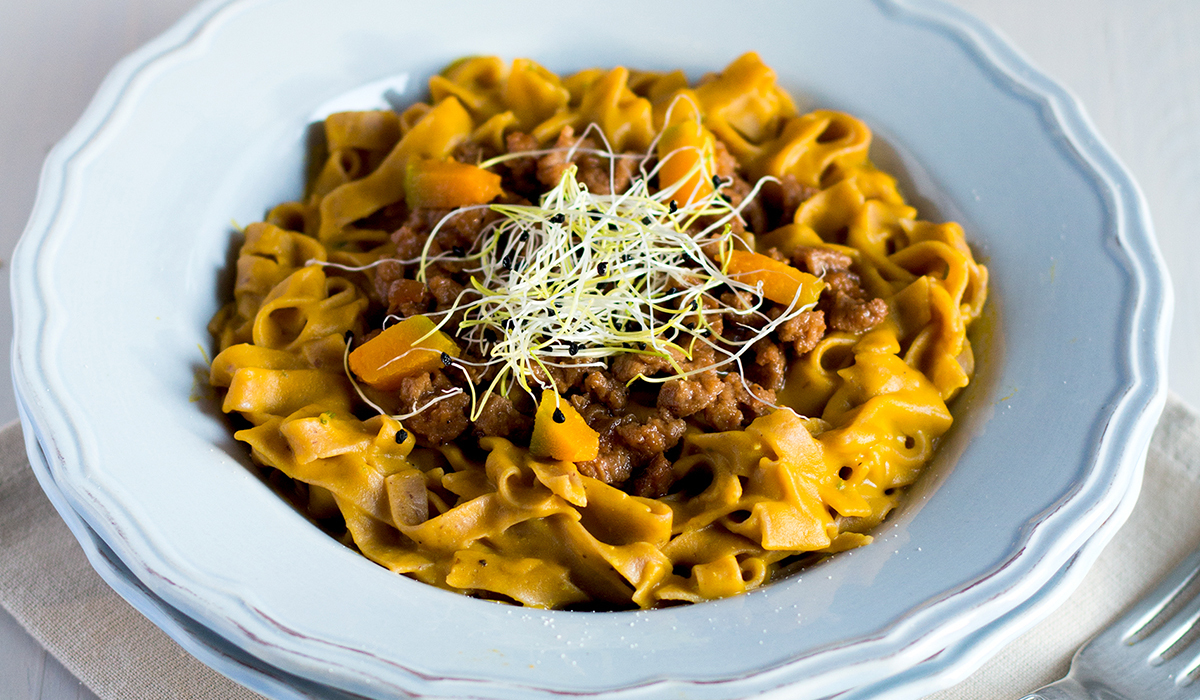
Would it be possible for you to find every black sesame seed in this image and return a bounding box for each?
[395,429,408,445]
[550,213,566,225]
[712,175,723,189]
[597,262,608,275]
[552,407,566,423]
[568,341,579,356]
[669,200,678,213]
[440,352,452,367]
[641,216,651,225]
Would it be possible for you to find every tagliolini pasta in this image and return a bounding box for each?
[208,53,987,610]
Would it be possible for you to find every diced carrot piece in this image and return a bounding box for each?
[724,249,825,307]
[529,390,600,463]
[348,316,461,391]
[404,158,502,210]
[656,119,716,206]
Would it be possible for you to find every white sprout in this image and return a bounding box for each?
[330,134,821,425]
[414,146,812,420]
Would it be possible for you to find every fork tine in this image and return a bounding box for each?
[1155,601,1200,661]
[1143,616,1200,692]
[1028,546,1200,700]
[1115,547,1200,647]
[1181,645,1200,686]
[1130,562,1200,664]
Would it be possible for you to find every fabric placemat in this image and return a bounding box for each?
[1,396,1198,700]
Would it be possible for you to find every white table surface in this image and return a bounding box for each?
[1,1,1196,698]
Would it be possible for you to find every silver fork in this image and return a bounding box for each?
[1020,544,1200,699]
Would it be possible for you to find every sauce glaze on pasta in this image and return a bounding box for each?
[208,53,988,610]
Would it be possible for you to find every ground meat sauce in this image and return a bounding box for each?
[472,394,532,439]
[778,310,827,355]
[537,127,637,196]
[349,123,891,492]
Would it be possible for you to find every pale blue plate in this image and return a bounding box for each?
[11,0,1170,697]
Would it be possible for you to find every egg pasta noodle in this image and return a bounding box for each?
[208,53,987,609]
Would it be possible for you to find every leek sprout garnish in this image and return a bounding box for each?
[333,138,822,425]
[404,142,816,422]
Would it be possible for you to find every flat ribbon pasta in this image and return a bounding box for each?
[208,52,988,610]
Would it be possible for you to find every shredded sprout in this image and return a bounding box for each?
[383,140,821,421]
[326,135,824,423]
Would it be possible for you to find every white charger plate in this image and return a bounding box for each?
[11,0,1170,698]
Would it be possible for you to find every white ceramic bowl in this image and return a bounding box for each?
[15,381,1147,700]
[15,380,1145,700]
[15,384,1146,700]
[12,0,1171,698]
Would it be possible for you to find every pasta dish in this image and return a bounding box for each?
[208,53,987,609]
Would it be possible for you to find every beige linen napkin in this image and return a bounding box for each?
[1,397,1198,700]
